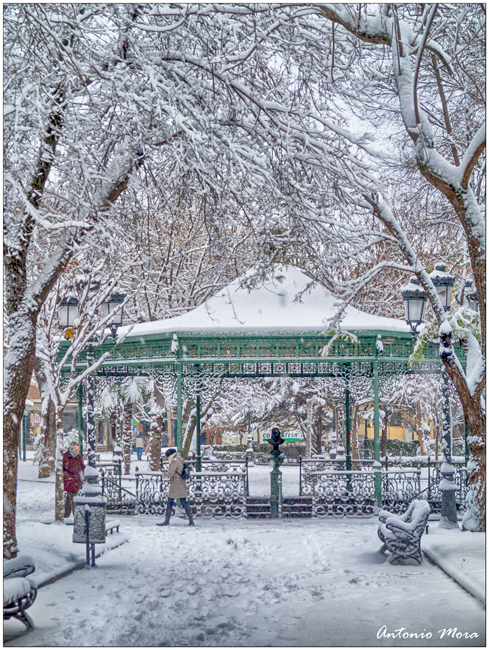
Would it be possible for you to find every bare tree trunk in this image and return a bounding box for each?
[109,410,116,452]
[122,402,133,475]
[416,401,426,456]
[434,418,441,462]
[182,401,196,461]
[3,312,37,557]
[305,400,313,458]
[34,359,56,478]
[39,399,56,479]
[461,401,486,532]
[149,410,164,471]
[167,408,173,446]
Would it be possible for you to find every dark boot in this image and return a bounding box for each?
[183,503,194,526]
[157,501,173,527]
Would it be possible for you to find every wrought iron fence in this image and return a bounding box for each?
[299,457,375,495]
[134,471,247,518]
[304,468,422,517]
[98,463,137,515]
[98,456,468,519]
[160,458,249,496]
[381,469,422,514]
[308,470,377,518]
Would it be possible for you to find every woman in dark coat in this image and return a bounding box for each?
[62,442,85,521]
[157,449,194,526]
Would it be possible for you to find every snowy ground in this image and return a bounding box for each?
[4,457,485,647]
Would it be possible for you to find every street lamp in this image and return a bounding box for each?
[58,294,79,339]
[400,269,458,528]
[429,263,455,312]
[400,277,427,334]
[58,281,125,561]
[101,292,126,338]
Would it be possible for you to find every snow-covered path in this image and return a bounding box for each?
[6,514,485,647]
[5,459,485,647]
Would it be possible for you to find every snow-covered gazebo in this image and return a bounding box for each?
[88,266,443,466]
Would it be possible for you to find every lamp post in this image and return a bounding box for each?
[401,266,458,528]
[58,282,125,561]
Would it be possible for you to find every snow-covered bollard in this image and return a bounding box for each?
[335,443,346,471]
[112,444,123,464]
[73,465,107,561]
[439,462,458,529]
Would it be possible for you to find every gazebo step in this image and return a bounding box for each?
[246,497,271,518]
[282,496,313,518]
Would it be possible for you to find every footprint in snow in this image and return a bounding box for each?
[160,588,172,598]
[187,585,200,595]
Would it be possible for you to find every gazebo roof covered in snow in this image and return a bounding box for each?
[121,266,410,338]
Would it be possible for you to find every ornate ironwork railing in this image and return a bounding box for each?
[160,458,249,495]
[98,463,137,515]
[99,459,468,518]
[133,471,247,518]
[380,469,422,514]
[305,468,422,518]
[189,472,247,518]
[307,470,377,517]
[299,457,374,495]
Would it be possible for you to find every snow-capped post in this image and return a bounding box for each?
[438,323,458,528]
[268,428,285,518]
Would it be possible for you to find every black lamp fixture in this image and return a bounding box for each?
[400,276,427,334]
[428,263,455,312]
[58,294,79,338]
[101,292,126,338]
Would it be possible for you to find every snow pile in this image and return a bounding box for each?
[422,527,485,604]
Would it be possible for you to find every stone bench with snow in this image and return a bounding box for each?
[378,499,430,565]
[106,520,121,535]
[3,555,37,630]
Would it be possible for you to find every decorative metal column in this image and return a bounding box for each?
[176,362,182,453]
[373,360,382,507]
[345,382,352,471]
[85,343,97,469]
[268,428,285,518]
[196,393,202,472]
